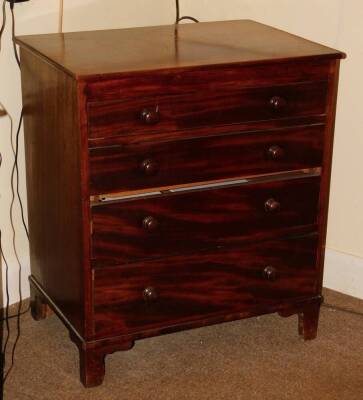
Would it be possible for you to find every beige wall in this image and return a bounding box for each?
[0,0,361,304]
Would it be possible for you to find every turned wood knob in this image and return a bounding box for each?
[262,266,278,281]
[265,198,281,213]
[142,216,159,232]
[267,145,284,160]
[140,159,159,176]
[140,107,160,125]
[143,286,158,302]
[269,96,287,111]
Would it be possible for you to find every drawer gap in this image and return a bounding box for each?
[91,168,321,205]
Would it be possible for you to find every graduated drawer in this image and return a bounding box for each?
[89,125,324,195]
[87,81,328,140]
[91,176,320,267]
[93,235,318,338]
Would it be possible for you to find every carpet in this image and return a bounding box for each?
[3,289,363,400]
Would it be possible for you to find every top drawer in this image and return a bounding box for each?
[87,81,328,140]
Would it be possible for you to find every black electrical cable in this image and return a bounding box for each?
[9,1,28,241]
[2,108,25,384]
[0,1,9,393]
[0,0,6,49]
[323,303,363,317]
[9,0,29,317]
[1,2,29,383]
[0,108,30,325]
[0,307,29,322]
[175,0,199,24]
[10,2,20,67]
[14,111,28,240]
[0,232,11,394]
[175,0,180,23]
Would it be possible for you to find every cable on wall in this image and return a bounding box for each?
[1,108,26,384]
[0,0,29,385]
[0,230,11,385]
[0,0,6,51]
[9,1,19,67]
[175,0,199,24]
[3,110,25,384]
[9,1,28,241]
[7,1,29,241]
[0,103,13,390]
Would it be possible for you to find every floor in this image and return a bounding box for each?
[3,289,363,400]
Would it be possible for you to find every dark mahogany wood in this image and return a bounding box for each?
[93,235,318,338]
[89,125,324,195]
[20,49,87,336]
[298,301,321,341]
[17,20,344,387]
[91,176,320,266]
[69,331,134,387]
[278,296,322,341]
[87,81,328,140]
[85,60,333,103]
[30,284,53,321]
[15,20,344,78]
[315,60,342,293]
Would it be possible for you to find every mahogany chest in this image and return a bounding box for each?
[17,20,345,387]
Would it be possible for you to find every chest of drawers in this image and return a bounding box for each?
[17,20,345,387]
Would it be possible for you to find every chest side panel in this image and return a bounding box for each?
[21,48,86,336]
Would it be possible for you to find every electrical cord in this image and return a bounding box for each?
[175,0,199,24]
[0,306,29,322]
[323,303,363,317]
[10,2,19,67]
[0,231,11,379]
[13,111,28,240]
[9,1,29,241]
[0,0,6,51]
[0,103,12,392]
[2,107,25,384]
[1,0,29,384]
[7,0,28,239]
[2,114,25,383]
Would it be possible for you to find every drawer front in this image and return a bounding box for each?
[91,176,320,267]
[89,125,324,195]
[93,235,318,338]
[85,60,331,102]
[87,81,328,140]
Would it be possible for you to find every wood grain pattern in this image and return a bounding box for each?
[89,125,324,195]
[91,176,320,266]
[17,20,344,387]
[93,235,318,338]
[15,20,344,78]
[84,60,332,102]
[87,81,328,140]
[20,48,85,336]
[315,60,342,293]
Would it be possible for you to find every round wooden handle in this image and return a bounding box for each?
[143,286,158,302]
[267,145,284,160]
[140,107,160,125]
[140,159,159,176]
[263,266,278,281]
[269,96,287,111]
[142,216,159,232]
[265,198,281,213]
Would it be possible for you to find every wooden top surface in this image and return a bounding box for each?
[16,19,344,79]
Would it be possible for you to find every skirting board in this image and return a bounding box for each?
[323,248,363,300]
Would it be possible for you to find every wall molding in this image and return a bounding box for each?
[324,248,363,300]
